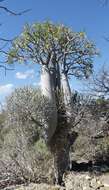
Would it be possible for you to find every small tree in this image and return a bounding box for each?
[5,86,55,142]
[0,87,53,185]
[89,66,109,97]
[7,21,97,184]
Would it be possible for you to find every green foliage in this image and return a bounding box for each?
[96,96,109,105]
[0,111,5,126]
[7,21,97,79]
[94,136,109,163]
[89,97,109,119]
[35,139,49,155]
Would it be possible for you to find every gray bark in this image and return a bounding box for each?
[49,121,70,185]
[40,64,57,142]
[41,65,73,184]
[61,72,72,122]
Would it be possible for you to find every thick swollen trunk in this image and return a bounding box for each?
[49,122,70,185]
[50,124,78,185]
[49,72,73,185]
[61,72,72,122]
[54,144,70,185]
[40,64,57,142]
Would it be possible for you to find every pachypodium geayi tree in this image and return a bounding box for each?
[7,21,97,184]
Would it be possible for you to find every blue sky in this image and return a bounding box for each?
[0,0,109,102]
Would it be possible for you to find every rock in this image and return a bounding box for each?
[85,175,91,180]
[3,172,109,190]
[64,172,92,190]
[100,174,109,187]
[90,178,97,188]
[64,172,109,190]
[4,183,64,190]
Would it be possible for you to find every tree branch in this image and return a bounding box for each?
[0,6,31,16]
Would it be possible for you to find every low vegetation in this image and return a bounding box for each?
[0,86,109,189]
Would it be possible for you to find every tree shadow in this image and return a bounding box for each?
[70,160,109,175]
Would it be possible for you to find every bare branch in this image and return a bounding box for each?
[0,6,31,16]
[87,65,109,97]
[0,64,14,75]
[99,0,108,6]
[0,37,14,42]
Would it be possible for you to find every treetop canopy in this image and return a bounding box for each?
[7,21,98,79]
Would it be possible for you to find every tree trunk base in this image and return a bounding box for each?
[48,122,70,185]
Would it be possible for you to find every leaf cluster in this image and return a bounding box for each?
[7,21,98,79]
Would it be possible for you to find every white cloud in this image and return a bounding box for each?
[16,69,35,79]
[0,84,14,96]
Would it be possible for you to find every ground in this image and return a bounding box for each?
[3,172,109,190]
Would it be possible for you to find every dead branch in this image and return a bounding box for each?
[0,6,31,16]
